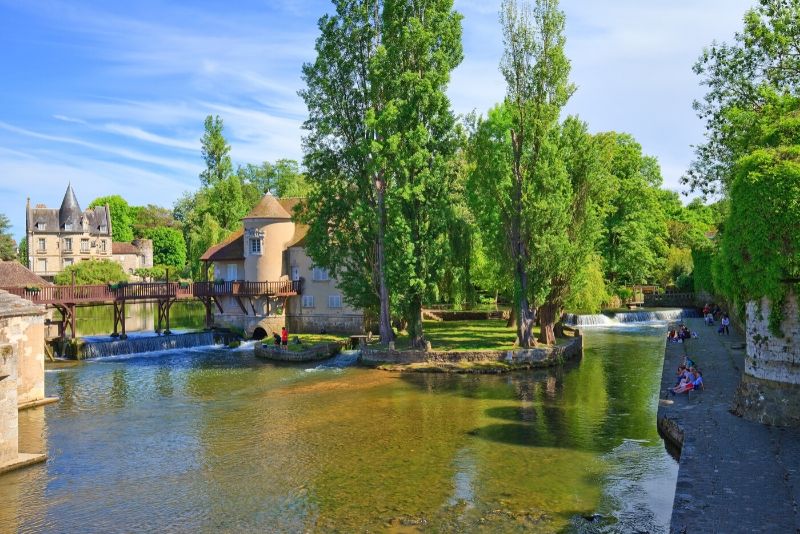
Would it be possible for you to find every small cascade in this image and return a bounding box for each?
[564,314,616,326]
[305,350,361,372]
[79,331,229,359]
[614,309,699,323]
[564,308,699,327]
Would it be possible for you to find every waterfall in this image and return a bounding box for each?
[79,331,231,359]
[564,308,699,327]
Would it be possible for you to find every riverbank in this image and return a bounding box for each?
[657,318,800,532]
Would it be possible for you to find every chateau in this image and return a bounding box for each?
[26,185,152,280]
[200,193,363,337]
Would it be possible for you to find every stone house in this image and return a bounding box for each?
[200,194,363,337]
[27,184,153,280]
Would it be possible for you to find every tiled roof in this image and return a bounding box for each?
[243,193,292,220]
[112,242,139,255]
[200,229,244,261]
[0,261,51,288]
[28,184,111,236]
[0,289,46,319]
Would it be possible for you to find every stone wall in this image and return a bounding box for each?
[286,313,364,335]
[254,342,343,362]
[361,335,583,367]
[0,343,18,468]
[0,306,46,406]
[732,293,800,426]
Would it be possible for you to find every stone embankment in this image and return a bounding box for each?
[362,334,582,373]
[255,342,343,362]
[657,318,800,533]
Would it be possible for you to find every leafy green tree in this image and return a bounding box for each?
[132,205,180,237]
[299,0,397,343]
[17,237,28,267]
[0,213,17,261]
[598,133,669,285]
[200,115,233,187]
[89,195,134,242]
[482,0,574,347]
[54,259,128,285]
[142,226,186,269]
[685,0,800,197]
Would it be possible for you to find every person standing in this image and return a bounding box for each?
[281,326,289,348]
[721,314,730,335]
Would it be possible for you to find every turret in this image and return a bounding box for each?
[58,183,82,230]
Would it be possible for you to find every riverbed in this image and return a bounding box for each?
[1,324,677,532]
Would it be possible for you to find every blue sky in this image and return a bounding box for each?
[0,0,753,241]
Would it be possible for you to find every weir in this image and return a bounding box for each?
[564,308,699,326]
[76,331,231,359]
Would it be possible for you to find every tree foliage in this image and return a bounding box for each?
[89,195,134,242]
[685,0,800,196]
[132,204,180,237]
[142,226,187,268]
[54,259,128,285]
[200,115,233,187]
[0,213,17,261]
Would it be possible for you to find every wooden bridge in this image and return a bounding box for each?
[0,280,302,339]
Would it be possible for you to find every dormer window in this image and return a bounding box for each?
[35,222,46,231]
[64,222,73,231]
[99,225,107,233]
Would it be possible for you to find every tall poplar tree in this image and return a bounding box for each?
[301,0,463,347]
[499,0,573,347]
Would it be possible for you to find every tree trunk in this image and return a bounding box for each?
[537,302,558,345]
[506,305,516,327]
[510,129,535,349]
[407,295,426,350]
[376,177,393,344]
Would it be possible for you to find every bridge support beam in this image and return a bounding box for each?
[111,300,127,340]
[53,304,77,340]
[156,299,174,335]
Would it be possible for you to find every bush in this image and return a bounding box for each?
[676,273,694,292]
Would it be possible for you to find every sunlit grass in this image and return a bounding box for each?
[394,320,545,352]
[263,333,348,352]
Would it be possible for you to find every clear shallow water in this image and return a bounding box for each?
[2,326,677,533]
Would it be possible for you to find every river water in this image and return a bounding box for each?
[1,323,677,533]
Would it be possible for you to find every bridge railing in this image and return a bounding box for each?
[193,280,302,298]
[1,284,115,304]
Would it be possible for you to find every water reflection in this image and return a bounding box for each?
[0,325,677,532]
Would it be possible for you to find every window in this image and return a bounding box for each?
[37,238,46,252]
[328,295,342,308]
[80,239,90,253]
[63,258,74,268]
[99,240,106,252]
[35,222,46,231]
[36,258,46,272]
[312,267,329,281]
[99,225,107,233]
[250,238,262,255]
[227,264,238,281]
[64,223,73,231]
[64,238,72,252]
[302,295,315,308]
[291,266,300,281]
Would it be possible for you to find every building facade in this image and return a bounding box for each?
[26,185,152,280]
[201,194,363,337]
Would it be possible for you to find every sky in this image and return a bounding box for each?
[0,0,754,241]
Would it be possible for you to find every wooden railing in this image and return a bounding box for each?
[1,279,301,305]
[192,280,302,298]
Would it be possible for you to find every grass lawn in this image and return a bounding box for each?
[393,320,544,352]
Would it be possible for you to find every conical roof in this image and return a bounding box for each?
[243,193,291,220]
[59,183,82,228]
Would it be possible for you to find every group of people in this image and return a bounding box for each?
[702,303,731,335]
[670,357,704,395]
[667,323,695,343]
[273,327,289,348]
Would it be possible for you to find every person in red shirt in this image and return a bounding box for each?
[281,326,288,348]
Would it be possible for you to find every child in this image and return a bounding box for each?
[281,326,289,347]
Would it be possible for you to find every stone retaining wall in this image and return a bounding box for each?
[361,335,583,367]
[254,342,343,362]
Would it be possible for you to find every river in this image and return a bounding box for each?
[1,323,677,533]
